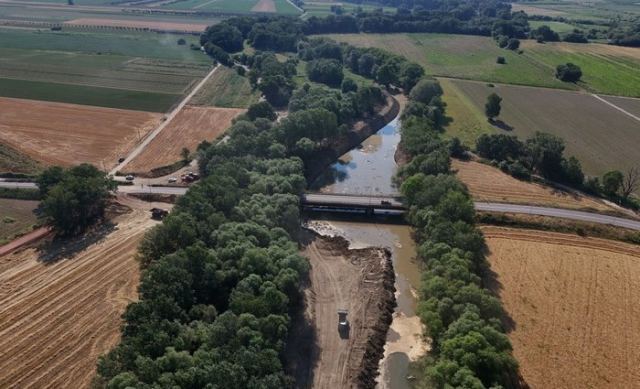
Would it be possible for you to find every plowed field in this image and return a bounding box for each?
[484,227,640,389]
[0,97,160,169]
[453,159,616,213]
[124,105,243,173]
[0,197,164,388]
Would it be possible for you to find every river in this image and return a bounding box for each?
[307,115,427,388]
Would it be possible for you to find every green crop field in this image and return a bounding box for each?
[191,66,260,108]
[0,199,40,246]
[444,79,640,176]
[0,28,213,111]
[324,33,576,90]
[528,20,577,34]
[521,41,640,97]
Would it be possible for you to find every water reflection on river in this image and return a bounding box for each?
[308,115,427,388]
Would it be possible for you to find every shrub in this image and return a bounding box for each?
[556,63,582,82]
[496,56,506,64]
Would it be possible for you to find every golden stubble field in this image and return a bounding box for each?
[0,197,165,388]
[484,227,640,389]
[0,97,160,170]
[124,105,243,173]
[452,159,617,213]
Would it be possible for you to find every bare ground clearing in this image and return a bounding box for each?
[64,18,209,32]
[453,159,617,213]
[0,97,160,170]
[251,0,276,12]
[288,233,395,388]
[123,105,243,174]
[0,196,168,389]
[484,227,640,389]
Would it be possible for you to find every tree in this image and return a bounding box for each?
[409,79,443,104]
[341,78,358,93]
[496,56,506,64]
[177,38,186,45]
[247,101,277,121]
[484,93,502,121]
[306,59,344,87]
[200,23,243,53]
[556,63,582,82]
[531,25,560,42]
[39,164,116,236]
[506,38,520,50]
[525,132,565,179]
[602,170,624,196]
[399,62,424,92]
[621,167,640,199]
[375,60,399,87]
[181,148,191,162]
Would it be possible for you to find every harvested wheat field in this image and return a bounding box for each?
[251,0,277,12]
[0,97,160,170]
[483,227,640,389]
[453,159,616,213]
[124,105,243,173]
[0,197,166,389]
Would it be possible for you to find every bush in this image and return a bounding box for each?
[177,38,186,45]
[306,58,344,87]
[341,78,358,93]
[530,25,560,42]
[496,56,506,64]
[506,38,520,50]
[247,101,277,121]
[564,31,588,43]
[556,63,582,82]
[409,79,443,104]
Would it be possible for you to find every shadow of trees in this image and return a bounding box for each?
[37,220,117,264]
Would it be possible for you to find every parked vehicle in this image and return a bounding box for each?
[168,177,177,183]
[125,174,135,181]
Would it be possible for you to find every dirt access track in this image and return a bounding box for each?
[0,97,160,170]
[484,227,640,389]
[0,196,167,388]
[123,105,243,174]
[288,233,395,388]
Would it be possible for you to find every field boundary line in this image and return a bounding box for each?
[109,64,220,176]
[592,93,640,123]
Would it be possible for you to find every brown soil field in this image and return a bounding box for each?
[449,79,640,176]
[483,227,640,389]
[600,95,640,118]
[288,233,395,388]
[0,97,160,170]
[0,196,167,388]
[124,105,243,174]
[0,198,39,245]
[251,0,276,12]
[453,159,617,212]
[64,18,209,32]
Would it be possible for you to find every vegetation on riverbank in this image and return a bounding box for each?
[396,79,520,387]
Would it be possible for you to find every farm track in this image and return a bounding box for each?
[0,198,162,388]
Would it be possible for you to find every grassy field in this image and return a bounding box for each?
[326,33,640,97]
[160,0,301,14]
[447,79,640,176]
[0,199,39,245]
[191,66,260,108]
[528,20,578,34]
[521,41,640,97]
[325,33,575,89]
[0,28,211,111]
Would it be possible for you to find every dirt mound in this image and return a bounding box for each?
[484,227,640,389]
[290,232,395,388]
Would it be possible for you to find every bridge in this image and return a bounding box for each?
[301,193,405,215]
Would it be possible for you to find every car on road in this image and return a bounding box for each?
[125,174,135,181]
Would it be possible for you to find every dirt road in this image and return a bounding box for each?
[0,197,166,388]
[293,234,395,388]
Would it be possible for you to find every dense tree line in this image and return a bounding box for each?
[607,18,640,47]
[396,79,519,388]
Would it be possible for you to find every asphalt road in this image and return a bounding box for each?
[1,181,639,231]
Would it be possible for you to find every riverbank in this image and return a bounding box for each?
[305,92,401,182]
[287,230,396,388]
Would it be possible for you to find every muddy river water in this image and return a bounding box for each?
[308,116,427,388]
